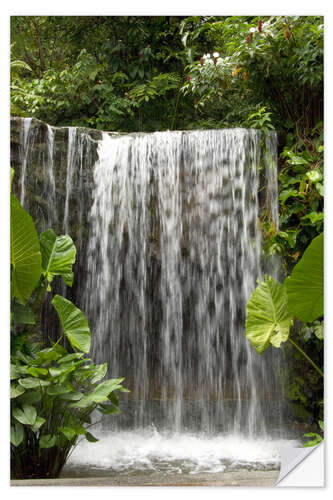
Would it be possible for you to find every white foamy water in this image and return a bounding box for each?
[66,430,301,475]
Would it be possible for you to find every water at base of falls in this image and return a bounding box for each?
[63,430,301,478]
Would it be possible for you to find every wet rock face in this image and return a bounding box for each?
[11,117,102,343]
[11,117,101,235]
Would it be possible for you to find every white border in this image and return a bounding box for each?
[2,2,332,498]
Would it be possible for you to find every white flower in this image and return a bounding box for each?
[249,27,256,33]
[217,57,223,64]
[206,53,211,58]
[213,52,220,57]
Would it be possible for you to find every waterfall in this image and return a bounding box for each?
[84,128,284,435]
[12,117,286,438]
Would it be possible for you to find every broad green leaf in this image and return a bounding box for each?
[11,299,35,325]
[286,152,309,165]
[49,365,75,378]
[86,432,98,442]
[303,433,323,447]
[109,392,119,406]
[314,323,324,340]
[306,170,322,183]
[13,404,37,425]
[40,229,76,287]
[319,420,324,431]
[68,396,94,408]
[58,353,84,364]
[27,366,48,377]
[59,426,77,441]
[39,434,57,449]
[279,188,298,204]
[10,364,21,380]
[46,385,71,396]
[10,383,25,399]
[18,377,51,389]
[98,403,120,415]
[246,276,292,354]
[10,194,42,304]
[118,386,130,393]
[90,363,107,384]
[31,416,46,432]
[51,295,91,353]
[58,391,83,401]
[17,390,42,405]
[301,212,324,224]
[11,422,24,446]
[285,233,323,322]
[87,378,124,403]
[33,348,62,365]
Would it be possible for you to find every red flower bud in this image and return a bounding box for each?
[213,57,217,66]
[187,75,191,82]
[246,32,253,46]
[258,18,263,32]
[194,98,198,105]
[200,57,204,66]
[138,52,143,58]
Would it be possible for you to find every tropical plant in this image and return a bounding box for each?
[303,420,324,447]
[245,232,323,369]
[11,331,127,478]
[245,232,324,444]
[10,175,128,478]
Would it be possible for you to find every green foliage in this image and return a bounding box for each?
[263,124,323,269]
[245,276,291,354]
[40,229,76,289]
[129,73,180,104]
[304,421,324,447]
[51,295,91,353]
[10,194,42,304]
[245,106,275,135]
[181,16,323,134]
[11,337,126,478]
[285,233,323,322]
[10,176,127,479]
[10,17,190,131]
[246,234,323,354]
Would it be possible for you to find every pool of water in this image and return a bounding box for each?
[62,429,301,479]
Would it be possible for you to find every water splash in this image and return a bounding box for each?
[65,429,301,476]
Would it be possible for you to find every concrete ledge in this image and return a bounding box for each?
[11,470,279,487]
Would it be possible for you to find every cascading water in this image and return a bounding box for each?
[11,117,300,479]
[85,128,284,436]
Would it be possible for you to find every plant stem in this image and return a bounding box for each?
[288,337,324,377]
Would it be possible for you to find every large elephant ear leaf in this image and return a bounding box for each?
[245,276,292,354]
[285,232,323,323]
[51,295,91,353]
[10,194,42,304]
[40,229,76,288]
